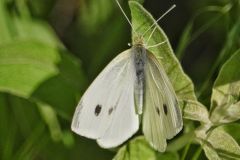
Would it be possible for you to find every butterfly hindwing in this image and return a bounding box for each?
[143,50,183,152]
[71,49,139,148]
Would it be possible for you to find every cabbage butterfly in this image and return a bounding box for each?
[71,0,182,152]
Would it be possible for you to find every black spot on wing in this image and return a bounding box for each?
[108,107,114,115]
[95,104,102,116]
[163,104,168,115]
[156,107,160,116]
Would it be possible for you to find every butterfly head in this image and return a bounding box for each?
[132,34,146,47]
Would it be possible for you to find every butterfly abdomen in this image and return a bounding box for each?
[133,45,147,115]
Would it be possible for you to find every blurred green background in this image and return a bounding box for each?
[0,0,239,159]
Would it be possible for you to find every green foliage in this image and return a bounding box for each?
[117,1,240,160]
[0,0,239,160]
[211,50,240,124]
[130,1,197,103]
[0,41,60,97]
[114,137,179,160]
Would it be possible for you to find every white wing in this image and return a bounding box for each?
[142,51,183,152]
[71,49,139,148]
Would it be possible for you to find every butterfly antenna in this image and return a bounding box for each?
[115,0,137,34]
[143,4,176,37]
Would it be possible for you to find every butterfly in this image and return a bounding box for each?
[71,1,183,152]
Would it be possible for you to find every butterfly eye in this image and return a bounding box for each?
[95,105,102,116]
[163,104,168,115]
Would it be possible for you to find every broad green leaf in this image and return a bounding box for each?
[180,100,210,123]
[0,40,86,119]
[129,1,196,101]
[13,17,61,48]
[203,127,240,160]
[210,50,240,124]
[129,1,206,121]
[114,136,179,160]
[0,40,60,97]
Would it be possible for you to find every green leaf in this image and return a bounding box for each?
[129,0,196,101]
[13,17,61,48]
[129,1,206,121]
[180,100,210,123]
[0,40,86,119]
[0,40,60,97]
[114,136,179,160]
[210,49,240,124]
[203,127,240,160]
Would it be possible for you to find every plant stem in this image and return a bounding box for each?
[180,143,191,160]
[192,146,203,160]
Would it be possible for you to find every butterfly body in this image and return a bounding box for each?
[133,44,146,114]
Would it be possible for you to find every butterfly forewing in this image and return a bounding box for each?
[143,50,183,152]
[97,67,139,147]
[71,49,139,147]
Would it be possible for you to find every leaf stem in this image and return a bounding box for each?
[192,146,203,160]
[180,142,191,160]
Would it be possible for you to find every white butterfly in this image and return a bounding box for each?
[71,1,182,152]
